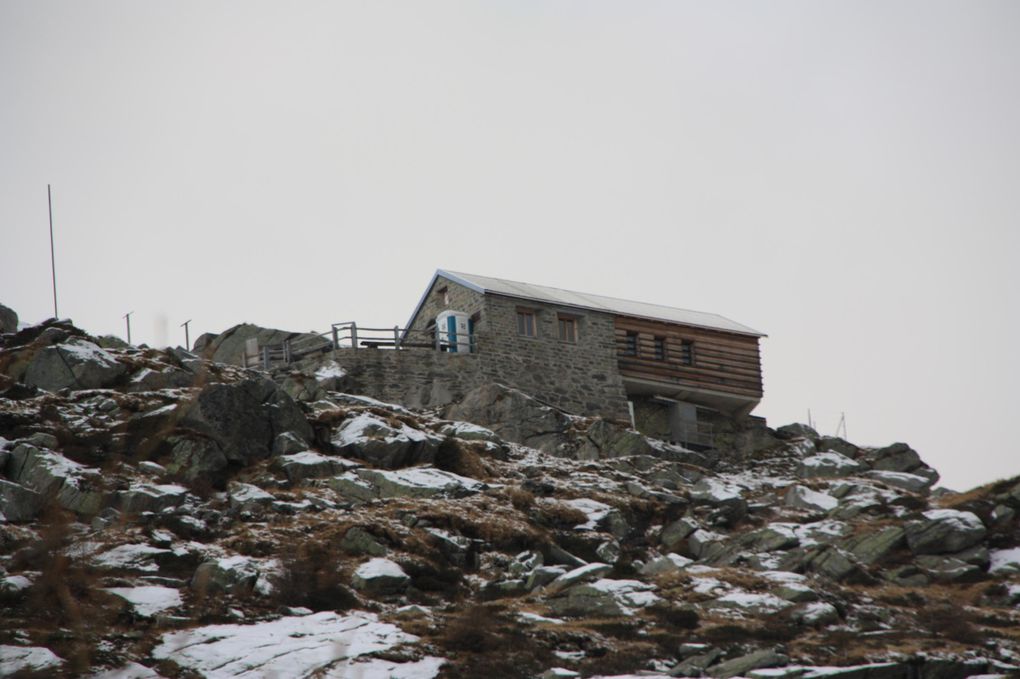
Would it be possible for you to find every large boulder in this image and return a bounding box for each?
[547,578,660,617]
[23,338,127,391]
[7,443,104,515]
[194,323,331,366]
[178,377,312,465]
[797,451,863,479]
[351,558,410,596]
[445,384,571,453]
[905,509,987,555]
[331,412,441,469]
[0,479,44,522]
[0,303,17,334]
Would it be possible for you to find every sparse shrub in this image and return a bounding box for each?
[921,603,984,644]
[648,602,699,630]
[535,500,588,528]
[504,486,535,511]
[276,540,357,611]
[435,439,489,479]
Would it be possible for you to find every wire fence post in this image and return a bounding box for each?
[47,185,58,319]
[123,311,133,344]
[331,325,339,350]
[350,323,358,350]
[181,320,191,350]
[393,326,401,349]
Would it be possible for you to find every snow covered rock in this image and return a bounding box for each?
[352,558,410,595]
[7,444,104,515]
[332,412,442,469]
[152,610,441,678]
[544,562,613,595]
[707,648,789,678]
[23,338,127,391]
[905,509,987,555]
[797,452,863,479]
[861,470,933,494]
[989,547,1020,574]
[354,466,487,499]
[641,553,693,576]
[192,555,282,596]
[785,484,838,513]
[548,578,661,616]
[0,478,44,522]
[0,645,63,675]
[104,585,182,617]
[117,482,189,515]
[273,451,358,482]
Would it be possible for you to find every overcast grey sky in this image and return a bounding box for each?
[2,1,1018,491]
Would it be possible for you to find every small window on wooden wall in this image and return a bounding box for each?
[622,331,638,356]
[679,339,694,365]
[517,309,536,337]
[653,336,667,360]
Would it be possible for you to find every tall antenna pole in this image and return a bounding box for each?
[47,184,58,318]
[124,311,133,344]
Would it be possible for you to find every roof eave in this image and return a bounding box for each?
[483,290,766,338]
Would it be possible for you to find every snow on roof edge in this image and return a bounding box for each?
[436,269,766,338]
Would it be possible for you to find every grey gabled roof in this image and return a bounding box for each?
[408,269,765,337]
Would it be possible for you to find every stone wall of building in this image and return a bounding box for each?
[399,275,630,420]
[327,348,484,410]
[476,294,630,421]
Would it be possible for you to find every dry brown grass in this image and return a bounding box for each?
[434,439,491,480]
[534,500,589,528]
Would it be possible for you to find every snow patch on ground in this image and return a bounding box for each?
[563,498,613,531]
[152,611,441,678]
[104,585,182,617]
[93,544,171,572]
[0,645,63,674]
[989,547,1020,574]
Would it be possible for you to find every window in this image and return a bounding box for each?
[653,336,667,360]
[558,316,577,343]
[516,310,536,337]
[622,331,638,356]
[679,339,694,365]
[437,286,449,306]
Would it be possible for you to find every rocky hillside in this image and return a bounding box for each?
[1,313,1019,678]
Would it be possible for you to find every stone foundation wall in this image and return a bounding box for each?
[327,348,484,410]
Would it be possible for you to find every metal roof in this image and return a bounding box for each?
[408,269,765,337]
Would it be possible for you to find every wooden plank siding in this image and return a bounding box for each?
[614,316,763,398]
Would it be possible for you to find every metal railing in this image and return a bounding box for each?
[241,322,475,370]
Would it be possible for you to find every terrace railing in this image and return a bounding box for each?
[242,322,474,370]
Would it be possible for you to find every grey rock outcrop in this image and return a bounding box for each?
[0,303,17,334]
[331,413,441,469]
[7,444,104,515]
[445,383,571,453]
[23,338,127,391]
[179,377,312,465]
[351,558,410,596]
[905,509,987,555]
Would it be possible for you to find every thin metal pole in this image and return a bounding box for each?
[124,311,133,344]
[47,185,58,318]
[181,320,191,350]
